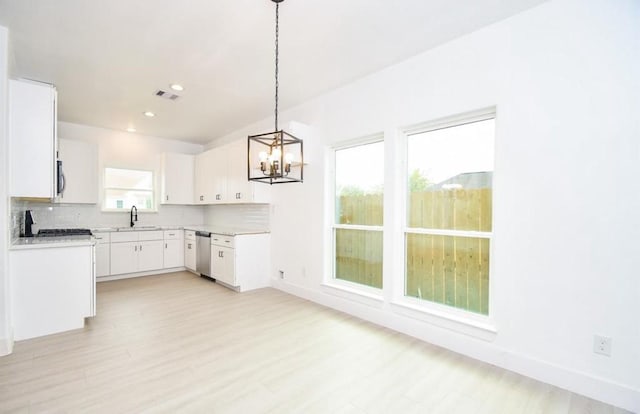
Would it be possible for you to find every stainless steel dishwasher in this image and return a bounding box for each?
[196,231,211,277]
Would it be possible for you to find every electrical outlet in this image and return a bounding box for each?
[593,335,612,356]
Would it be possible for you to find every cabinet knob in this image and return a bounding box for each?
[166,195,169,201]
[135,245,137,252]
[165,243,168,249]
[140,245,143,251]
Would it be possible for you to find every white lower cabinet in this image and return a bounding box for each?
[210,233,270,292]
[10,244,95,340]
[110,241,139,275]
[109,231,164,275]
[163,230,184,268]
[94,232,110,278]
[138,240,164,272]
[184,230,196,271]
[211,245,235,286]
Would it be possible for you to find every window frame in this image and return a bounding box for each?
[397,108,496,321]
[102,166,157,212]
[328,135,385,294]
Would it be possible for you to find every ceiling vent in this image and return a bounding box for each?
[154,89,180,101]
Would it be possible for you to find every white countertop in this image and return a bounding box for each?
[182,225,269,236]
[11,225,269,249]
[91,225,269,236]
[11,235,96,250]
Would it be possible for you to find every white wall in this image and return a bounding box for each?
[0,25,11,355]
[210,0,640,410]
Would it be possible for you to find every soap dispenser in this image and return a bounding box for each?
[24,210,35,237]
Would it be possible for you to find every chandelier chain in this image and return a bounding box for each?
[274,2,279,132]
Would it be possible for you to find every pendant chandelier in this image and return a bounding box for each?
[248,0,303,185]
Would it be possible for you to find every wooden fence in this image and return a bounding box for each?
[335,229,383,288]
[335,189,491,314]
[406,233,489,314]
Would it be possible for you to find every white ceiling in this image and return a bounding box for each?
[0,0,547,144]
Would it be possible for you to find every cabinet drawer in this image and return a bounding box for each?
[185,230,196,241]
[110,231,138,243]
[139,230,163,241]
[93,232,110,244]
[164,230,183,240]
[211,234,234,248]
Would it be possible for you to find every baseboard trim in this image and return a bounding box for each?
[271,279,639,413]
[97,267,187,282]
[0,329,14,357]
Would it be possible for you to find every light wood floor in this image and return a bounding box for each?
[0,272,630,413]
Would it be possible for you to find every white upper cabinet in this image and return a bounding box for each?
[56,138,98,204]
[9,79,57,198]
[194,149,217,204]
[226,140,270,204]
[193,141,270,205]
[161,152,195,205]
[210,147,228,203]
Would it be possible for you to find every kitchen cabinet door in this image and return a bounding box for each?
[226,141,271,204]
[211,245,235,286]
[194,150,217,204]
[210,147,228,204]
[110,242,138,275]
[94,232,110,278]
[161,152,195,205]
[9,79,57,198]
[56,138,98,204]
[184,239,196,271]
[138,240,164,272]
[95,243,110,277]
[164,239,184,268]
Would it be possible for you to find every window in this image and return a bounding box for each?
[104,167,155,211]
[333,140,384,289]
[405,115,494,315]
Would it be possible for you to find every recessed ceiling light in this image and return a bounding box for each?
[170,84,184,92]
[143,111,155,118]
[126,127,136,133]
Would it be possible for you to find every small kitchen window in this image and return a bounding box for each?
[103,167,155,211]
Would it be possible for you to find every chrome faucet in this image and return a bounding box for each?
[130,205,138,227]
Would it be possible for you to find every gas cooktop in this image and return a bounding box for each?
[37,228,93,237]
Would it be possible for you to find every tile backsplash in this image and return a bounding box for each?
[10,199,270,239]
[10,199,205,239]
[204,204,270,230]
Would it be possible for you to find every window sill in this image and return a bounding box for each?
[390,300,497,341]
[321,282,385,308]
